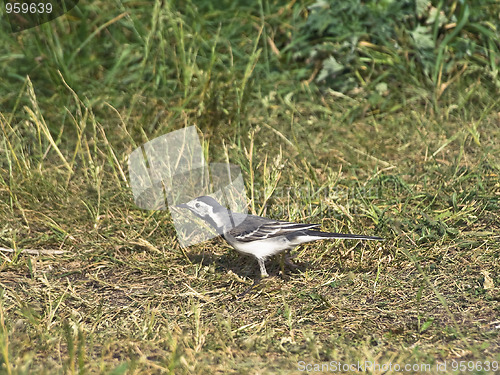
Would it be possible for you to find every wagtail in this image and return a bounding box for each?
[178,196,383,277]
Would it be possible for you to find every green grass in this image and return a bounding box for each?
[1,0,499,374]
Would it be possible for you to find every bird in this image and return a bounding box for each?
[177,196,383,278]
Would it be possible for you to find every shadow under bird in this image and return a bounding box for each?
[178,196,384,278]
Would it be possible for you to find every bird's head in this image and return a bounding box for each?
[177,196,225,220]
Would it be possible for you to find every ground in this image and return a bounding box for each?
[0,1,499,374]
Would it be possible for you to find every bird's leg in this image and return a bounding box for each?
[280,252,286,276]
[284,253,298,269]
[257,258,269,278]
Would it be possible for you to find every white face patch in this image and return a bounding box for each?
[187,201,212,217]
[186,200,230,232]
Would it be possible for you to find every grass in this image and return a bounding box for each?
[1,0,499,374]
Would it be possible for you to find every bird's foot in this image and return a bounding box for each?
[284,255,299,269]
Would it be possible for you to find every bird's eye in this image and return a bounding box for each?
[195,203,201,208]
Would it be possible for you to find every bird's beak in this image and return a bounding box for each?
[176,203,189,210]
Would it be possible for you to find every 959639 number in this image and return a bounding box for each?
[450,360,498,372]
[5,2,53,14]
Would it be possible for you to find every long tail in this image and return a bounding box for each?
[303,230,384,241]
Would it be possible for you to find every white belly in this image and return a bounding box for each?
[225,235,293,260]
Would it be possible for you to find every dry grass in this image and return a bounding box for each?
[1,103,499,373]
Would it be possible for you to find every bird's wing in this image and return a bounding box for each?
[228,216,321,242]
